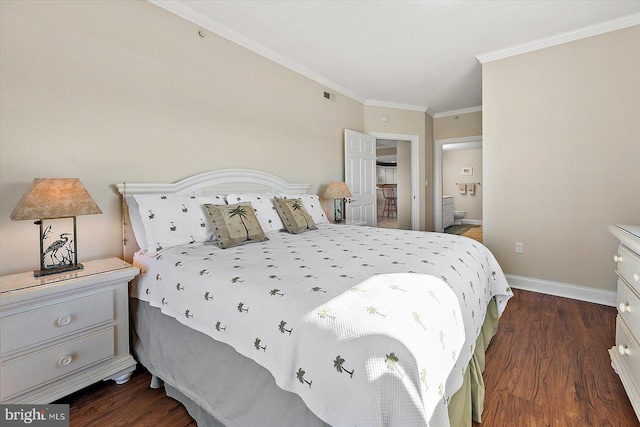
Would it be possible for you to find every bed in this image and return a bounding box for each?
[116,169,512,427]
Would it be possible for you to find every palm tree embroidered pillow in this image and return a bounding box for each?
[280,194,328,224]
[273,197,317,234]
[226,193,285,233]
[204,202,268,248]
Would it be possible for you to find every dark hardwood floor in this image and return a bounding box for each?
[60,368,196,427]
[474,289,637,427]
[61,289,637,426]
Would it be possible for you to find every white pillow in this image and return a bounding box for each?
[280,194,328,224]
[225,193,284,233]
[125,196,148,252]
[133,194,226,253]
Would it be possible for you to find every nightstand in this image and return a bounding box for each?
[0,257,139,404]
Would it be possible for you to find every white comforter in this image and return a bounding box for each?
[132,224,512,426]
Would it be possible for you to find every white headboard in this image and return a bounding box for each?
[116,169,311,261]
[116,168,310,196]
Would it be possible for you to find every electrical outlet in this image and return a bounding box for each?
[515,242,523,254]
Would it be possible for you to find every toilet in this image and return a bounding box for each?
[453,210,466,225]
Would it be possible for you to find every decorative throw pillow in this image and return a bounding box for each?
[273,197,317,234]
[280,194,328,224]
[204,202,268,248]
[225,193,284,233]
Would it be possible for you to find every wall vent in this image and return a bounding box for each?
[323,91,335,101]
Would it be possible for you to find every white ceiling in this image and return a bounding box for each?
[152,1,640,115]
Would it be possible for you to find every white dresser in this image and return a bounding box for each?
[609,224,640,420]
[0,257,139,403]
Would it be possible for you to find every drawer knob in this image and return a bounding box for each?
[634,273,639,283]
[619,302,631,313]
[58,355,73,367]
[56,315,72,326]
[614,254,622,262]
[618,345,631,356]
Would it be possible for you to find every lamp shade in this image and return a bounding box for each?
[11,178,102,221]
[323,182,352,199]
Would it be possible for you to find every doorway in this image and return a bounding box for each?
[370,132,419,231]
[375,139,399,229]
[434,136,482,232]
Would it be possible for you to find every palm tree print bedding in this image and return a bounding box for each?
[132,223,512,426]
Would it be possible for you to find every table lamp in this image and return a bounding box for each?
[323,181,352,223]
[11,178,102,277]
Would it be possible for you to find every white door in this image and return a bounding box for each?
[344,129,377,226]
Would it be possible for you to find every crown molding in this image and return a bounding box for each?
[433,106,482,119]
[148,0,365,104]
[477,12,640,64]
[364,99,430,113]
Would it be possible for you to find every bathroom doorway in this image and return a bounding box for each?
[434,136,482,233]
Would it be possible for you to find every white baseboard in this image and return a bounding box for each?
[506,274,616,307]
[461,219,482,225]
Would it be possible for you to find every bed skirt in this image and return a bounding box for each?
[131,297,499,426]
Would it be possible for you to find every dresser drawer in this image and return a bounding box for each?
[0,291,114,356]
[618,279,640,334]
[617,245,640,290]
[615,317,640,392]
[0,327,115,400]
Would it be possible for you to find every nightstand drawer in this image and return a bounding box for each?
[1,291,114,356]
[0,327,115,400]
[618,245,640,291]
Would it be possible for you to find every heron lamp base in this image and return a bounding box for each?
[34,263,84,277]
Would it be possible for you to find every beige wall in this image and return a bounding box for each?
[376,147,396,157]
[0,0,363,275]
[364,106,432,230]
[434,111,482,140]
[483,25,640,292]
[443,149,483,221]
